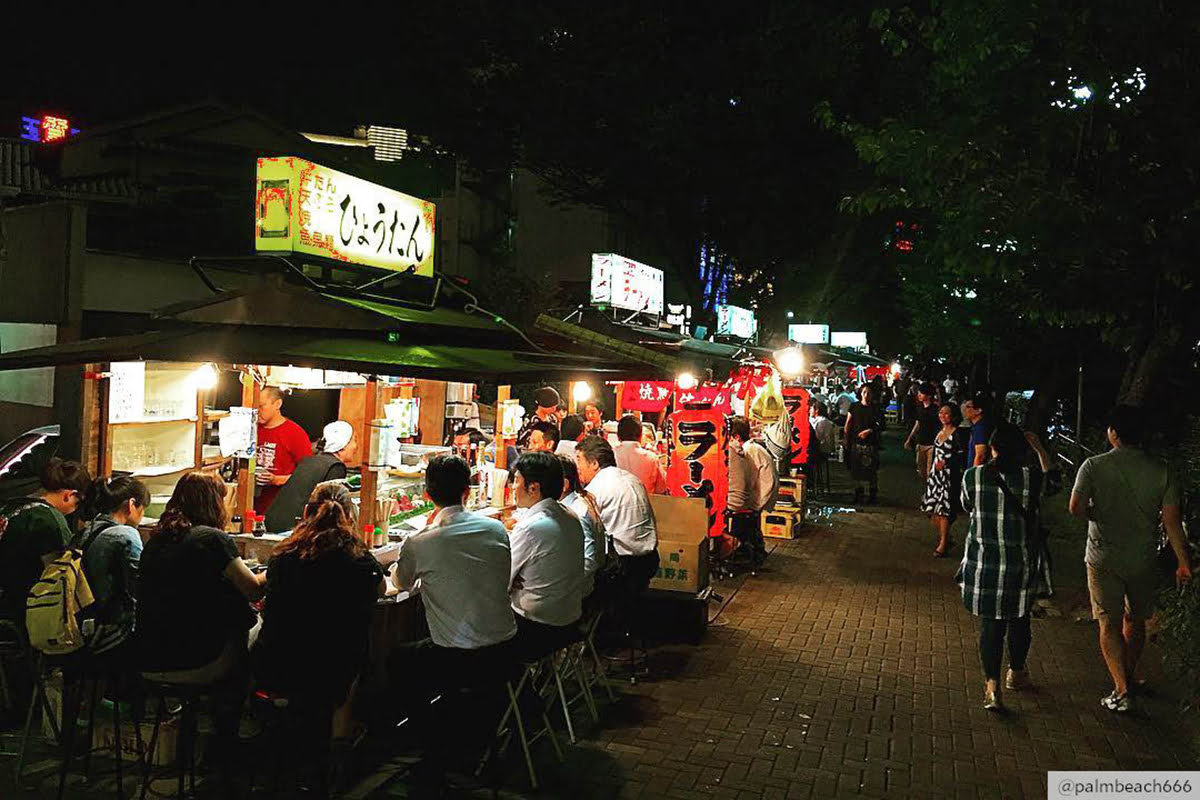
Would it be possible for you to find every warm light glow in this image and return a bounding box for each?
[774,347,805,378]
[192,363,219,390]
[892,362,902,374]
[676,372,699,391]
[572,382,593,403]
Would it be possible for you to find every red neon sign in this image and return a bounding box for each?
[41,116,71,142]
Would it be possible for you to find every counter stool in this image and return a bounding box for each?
[0,620,24,715]
[55,657,144,800]
[578,609,616,705]
[245,689,332,798]
[137,677,210,800]
[478,658,563,791]
[15,651,64,782]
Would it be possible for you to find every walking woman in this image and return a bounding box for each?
[844,384,881,504]
[957,422,1043,711]
[921,404,971,557]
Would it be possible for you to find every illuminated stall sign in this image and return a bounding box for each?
[621,381,674,413]
[21,115,79,143]
[254,157,435,276]
[782,385,812,468]
[590,253,665,316]
[667,403,728,540]
[788,324,830,344]
[715,304,757,339]
[831,331,869,352]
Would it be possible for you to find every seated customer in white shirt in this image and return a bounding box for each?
[389,455,517,706]
[613,415,668,495]
[508,452,584,658]
[728,416,776,564]
[555,414,587,459]
[558,454,605,601]
[574,437,659,596]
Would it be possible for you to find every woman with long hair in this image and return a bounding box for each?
[844,384,882,504]
[137,471,265,760]
[558,454,605,600]
[921,404,972,557]
[78,476,150,659]
[253,481,385,740]
[957,422,1043,711]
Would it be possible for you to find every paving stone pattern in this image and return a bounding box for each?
[2,435,1195,798]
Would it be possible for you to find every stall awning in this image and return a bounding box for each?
[0,325,634,382]
[533,314,685,376]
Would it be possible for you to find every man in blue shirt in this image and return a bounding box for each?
[963,392,994,467]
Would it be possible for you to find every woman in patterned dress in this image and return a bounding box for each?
[921,404,970,557]
[956,422,1043,711]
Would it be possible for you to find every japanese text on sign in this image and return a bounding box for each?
[666,404,728,539]
[254,157,435,277]
[590,253,665,315]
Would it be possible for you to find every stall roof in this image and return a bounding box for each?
[533,315,683,375]
[0,325,635,382]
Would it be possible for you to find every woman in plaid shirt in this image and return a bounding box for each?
[956,422,1043,712]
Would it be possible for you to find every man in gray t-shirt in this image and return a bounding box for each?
[1069,406,1192,712]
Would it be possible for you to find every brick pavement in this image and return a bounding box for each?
[3,435,1196,798]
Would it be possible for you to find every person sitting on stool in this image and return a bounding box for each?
[508,453,584,659]
[728,416,776,564]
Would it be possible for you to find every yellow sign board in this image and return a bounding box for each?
[254,156,435,277]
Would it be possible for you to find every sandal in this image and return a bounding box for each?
[933,548,948,558]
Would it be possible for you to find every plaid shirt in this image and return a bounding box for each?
[956,465,1038,619]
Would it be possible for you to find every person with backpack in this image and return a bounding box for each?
[0,458,92,639]
[957,423,1043,712]
[77,476,150,661]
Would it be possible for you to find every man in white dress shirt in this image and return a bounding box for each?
[555,414,586,459]
[727,416,778,565]
[575,437,659,601]
[508,452,585,659]
[390,455,517,691]
[558,454,604,602]
[613,415,668,495]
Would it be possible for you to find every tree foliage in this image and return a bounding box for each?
[822,0,1200,402]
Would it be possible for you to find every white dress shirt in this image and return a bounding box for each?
[554,439,577,459]
[562,491,603,596]
[613,441,668,495]
[812,415,837,457]
[584,466,657,556]
[742,440,779,511]
[392,505,517,649]
[508,497,584,627]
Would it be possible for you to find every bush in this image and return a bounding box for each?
[1156,581,1200,710]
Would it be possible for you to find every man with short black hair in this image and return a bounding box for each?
[904,383,941,481]
[255,386,315,516]
[556,415,586,458]
[515,387,561,449]
[508,453,584,658]
[1069,405,1192,712]
[526,421,560,454]
[963,392,994,467]
[727,416,777,564]
[390,454,517,685]
[613,415,668,495]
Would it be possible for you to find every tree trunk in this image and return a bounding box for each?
[1118,330,1175,409]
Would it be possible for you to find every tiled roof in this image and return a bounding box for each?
[0,139,135,201]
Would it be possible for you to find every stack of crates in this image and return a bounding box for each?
[761,474,805,540]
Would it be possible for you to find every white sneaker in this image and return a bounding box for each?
[1005,669,1031,690]
[1100,690,1132,713]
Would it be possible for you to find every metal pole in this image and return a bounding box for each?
[1076,350,1084,459]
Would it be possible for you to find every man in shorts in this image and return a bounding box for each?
[1070,405,1192,712]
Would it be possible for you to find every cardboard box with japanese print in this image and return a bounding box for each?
[648,495,710,594]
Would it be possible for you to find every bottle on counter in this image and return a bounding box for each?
[362,524,374,546]
[373,526,385,548]
[253,514,267,537]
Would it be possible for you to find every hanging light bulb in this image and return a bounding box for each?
[192,362,219,390]
[676,372,699,391]
[572,382,593,403]
[773,347,805,379]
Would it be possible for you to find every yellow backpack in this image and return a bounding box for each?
[26,533,99,655]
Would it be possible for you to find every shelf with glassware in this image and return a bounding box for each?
[104,361,213,479]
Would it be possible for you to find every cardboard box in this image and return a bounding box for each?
[94,716,180,766]
[776,475,805,510]
[761,509,800,540]
[648,495,710,594]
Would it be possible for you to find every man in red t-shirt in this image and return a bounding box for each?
[254,386,314,515]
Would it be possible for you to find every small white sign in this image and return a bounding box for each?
[109,362,146,423]
[716,304,757,339]
[219,406,257,458]
[590,253,664,315]
[831,331,869,351]
[788,324,830,344]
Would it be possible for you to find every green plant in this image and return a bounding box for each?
[1156,580,1200,711]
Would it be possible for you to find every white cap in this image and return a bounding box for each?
[322,420,354,454]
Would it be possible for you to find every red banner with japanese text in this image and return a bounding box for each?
[666,402,728,540]
[620,381,674,413]
[724,363,774,417]
[674,383,732,415]
[782,385,812,469]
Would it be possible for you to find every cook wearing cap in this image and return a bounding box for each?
[515,386,562,450]
[263,421,360,534]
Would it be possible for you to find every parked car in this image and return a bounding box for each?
[0,425,61,502]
